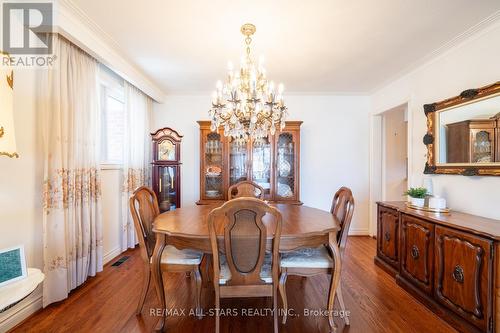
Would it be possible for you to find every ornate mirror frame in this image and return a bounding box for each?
[423,81,500,176]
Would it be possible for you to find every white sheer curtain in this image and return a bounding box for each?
[40,36,103,306]
[121,82,152,250]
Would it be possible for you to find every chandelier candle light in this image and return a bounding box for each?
[209,23,288,139]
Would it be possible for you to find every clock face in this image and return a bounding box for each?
[158,139,176,161]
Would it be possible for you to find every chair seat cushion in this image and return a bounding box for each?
[150,245,203,265]
[280,246,332,268]
[219,253,273,284]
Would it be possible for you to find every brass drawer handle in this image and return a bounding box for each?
[411,245,419,260]
[452,265,464,283]
[384,231,391,242]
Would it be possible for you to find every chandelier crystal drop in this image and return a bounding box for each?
[209,23,287,139]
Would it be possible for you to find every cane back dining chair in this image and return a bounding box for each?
[208,197,283,333]
[129,186,204,315]
[228,180,265,200]
[279,187,355,329]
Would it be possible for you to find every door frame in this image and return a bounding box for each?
[369,100,413,236]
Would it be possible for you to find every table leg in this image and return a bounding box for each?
[151,233,167,332]
[327,232,342,332]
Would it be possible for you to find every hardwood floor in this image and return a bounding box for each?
[10,237,456,333]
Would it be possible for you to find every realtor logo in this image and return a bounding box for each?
[2,2,53,54]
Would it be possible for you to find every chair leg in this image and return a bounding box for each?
[336,283,349,326]
[214,287,220,333]
[273,283,279,333]
[136,265,151,315]
[278,272,288,324]
[327,272,337,332]
[193,267,202,319]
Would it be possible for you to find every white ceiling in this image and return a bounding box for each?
[70,0,500,94]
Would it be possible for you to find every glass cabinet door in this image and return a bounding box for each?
[471,130,494,163]
[276,132,296,200]
[204,132,224,199]
[158,166,178,212]
[229,138,249,186]
[251,137,272,199]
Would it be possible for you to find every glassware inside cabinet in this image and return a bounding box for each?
[229,137,249,185]
[252,137,271,197]
[276,133,295,199]
[204,132,223,198]
[472,130,493,163]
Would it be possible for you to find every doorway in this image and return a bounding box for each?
[369,103,409,236]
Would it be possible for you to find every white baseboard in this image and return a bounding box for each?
[0,289,42,333]
[348,228,370,236]
[103,247,123,265]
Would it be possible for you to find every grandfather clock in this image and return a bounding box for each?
[151,127,182,212]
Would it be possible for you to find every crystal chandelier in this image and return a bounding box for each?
[209,23,287,139]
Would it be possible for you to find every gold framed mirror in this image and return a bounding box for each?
[423,81,500,176]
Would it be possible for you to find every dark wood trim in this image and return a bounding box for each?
[423,81,500,176]
[377,201,500,241]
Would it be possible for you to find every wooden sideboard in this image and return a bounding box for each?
[375,201,499,333]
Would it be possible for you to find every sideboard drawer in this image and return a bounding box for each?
[434,226,494,332]
[400,214,434,295]
[377,206,399,269]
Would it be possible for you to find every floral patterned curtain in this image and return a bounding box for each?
[121,82,152,250]
[40,36,102,306]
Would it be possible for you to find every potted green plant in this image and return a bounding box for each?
[404,187,428,207]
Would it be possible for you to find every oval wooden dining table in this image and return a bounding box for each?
[151,203,342,332]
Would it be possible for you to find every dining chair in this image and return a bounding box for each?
[129,186,204,315]
[279,186,355,328]
[208,197,282,333]
[228,180,265,200]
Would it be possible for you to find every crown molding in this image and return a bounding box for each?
[160,90,369,97]
[55,0,166,102]
[370,10,500,94]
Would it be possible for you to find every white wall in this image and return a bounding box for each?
[153,95,371,234]
[371,20,500,220]
[0,70,44,332]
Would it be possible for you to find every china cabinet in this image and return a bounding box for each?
[151,127,182,212]
[375,201,500,333]
[197,120,302,204]
[446,119,498,163]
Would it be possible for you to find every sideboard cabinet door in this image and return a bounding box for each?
[400,214,434,295]
[434,225,494,331]
[377,206,399,269]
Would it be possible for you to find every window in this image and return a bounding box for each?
[99,65,125,165]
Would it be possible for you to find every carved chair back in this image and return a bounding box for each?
[330,187,355,256]
[129,186,160,262]
[228,181,264,200]
[208,197,282,286]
